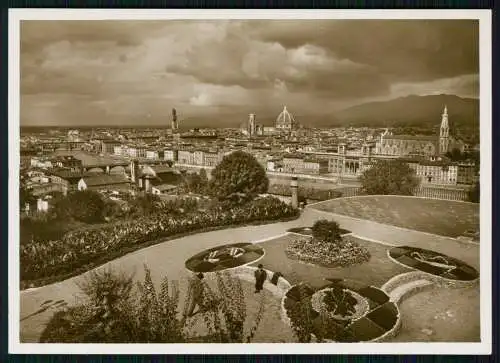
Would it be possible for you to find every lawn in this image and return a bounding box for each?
[390,284,480,342]
[312,196,479,238]
[251,234,410,288]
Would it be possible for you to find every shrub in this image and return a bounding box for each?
[40,266,265,343]
[21,197,299,284]
[312,219,342,243]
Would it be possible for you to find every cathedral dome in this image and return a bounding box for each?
[275,106,297,130]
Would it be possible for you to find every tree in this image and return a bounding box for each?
[311,219,341,243]
[52,190,106,223]
[209,151,269,201]
[468,181,480,203]
[359,159,420,196]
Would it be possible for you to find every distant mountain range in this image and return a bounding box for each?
[183,94,479,130]
[21,94,479,130]
[332,94,479,129]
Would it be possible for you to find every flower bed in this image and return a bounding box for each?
[388,246,479,282]
[311,288,369,322]
[285,235,371,268]
[20,197,299,287]
[185,243,265,273]
[282,280,400,342]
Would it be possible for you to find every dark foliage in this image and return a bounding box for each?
[312,219,342,243]
[21,197,298,284]
[52,190,106,223]
[209,151,269,201]
[359,159,420,196]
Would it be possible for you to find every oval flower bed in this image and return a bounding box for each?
[285,235,371,268]
[185,243,265,273]
[388,246,479,282]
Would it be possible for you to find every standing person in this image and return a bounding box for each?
[184,272,205,318]
[254,264,267,293]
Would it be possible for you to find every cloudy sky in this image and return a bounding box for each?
[20,20,479,126]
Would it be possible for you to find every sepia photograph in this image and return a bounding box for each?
[9,9,492,355]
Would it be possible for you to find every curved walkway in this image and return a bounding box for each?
[19,206,479,342]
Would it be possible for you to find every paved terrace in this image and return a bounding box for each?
[19,201,479,342]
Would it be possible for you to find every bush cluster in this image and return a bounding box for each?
[21,197,299,284]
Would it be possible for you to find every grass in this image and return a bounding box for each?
[312,196,479,238]
[390,284,480,342]
[251,234,409,288]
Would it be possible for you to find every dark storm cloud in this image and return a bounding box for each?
[20,20,167,51]
[19,19,479,126]
[252,20,479,83]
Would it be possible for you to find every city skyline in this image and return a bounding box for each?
[20,19,479,127]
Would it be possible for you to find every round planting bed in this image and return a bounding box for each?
[185,242,265,273]
[282,279,400,342]
[388,246,479,287]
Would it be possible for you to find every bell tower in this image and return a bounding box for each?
[439,105,450,154]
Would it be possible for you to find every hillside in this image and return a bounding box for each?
[335,94,479,129]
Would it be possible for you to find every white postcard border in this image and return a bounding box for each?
[8,9,493,355]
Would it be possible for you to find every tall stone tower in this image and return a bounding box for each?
[439,105,450,154]
[248,113,256,136]
[171,108,178,131]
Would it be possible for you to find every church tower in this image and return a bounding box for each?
[248,113,256,136]
[439,105,450,154]
[171,108,178,131]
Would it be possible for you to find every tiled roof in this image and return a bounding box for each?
[153,184,178,192]
[49,170,86,180]
[152,166,175,175]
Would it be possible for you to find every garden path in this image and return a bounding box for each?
[19,204,479,342]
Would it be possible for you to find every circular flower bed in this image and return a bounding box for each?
[311,287,369,322]
[388,246,479,281]
[285,235,371,268]
[185,243,265,273]
[283,279,399,342]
